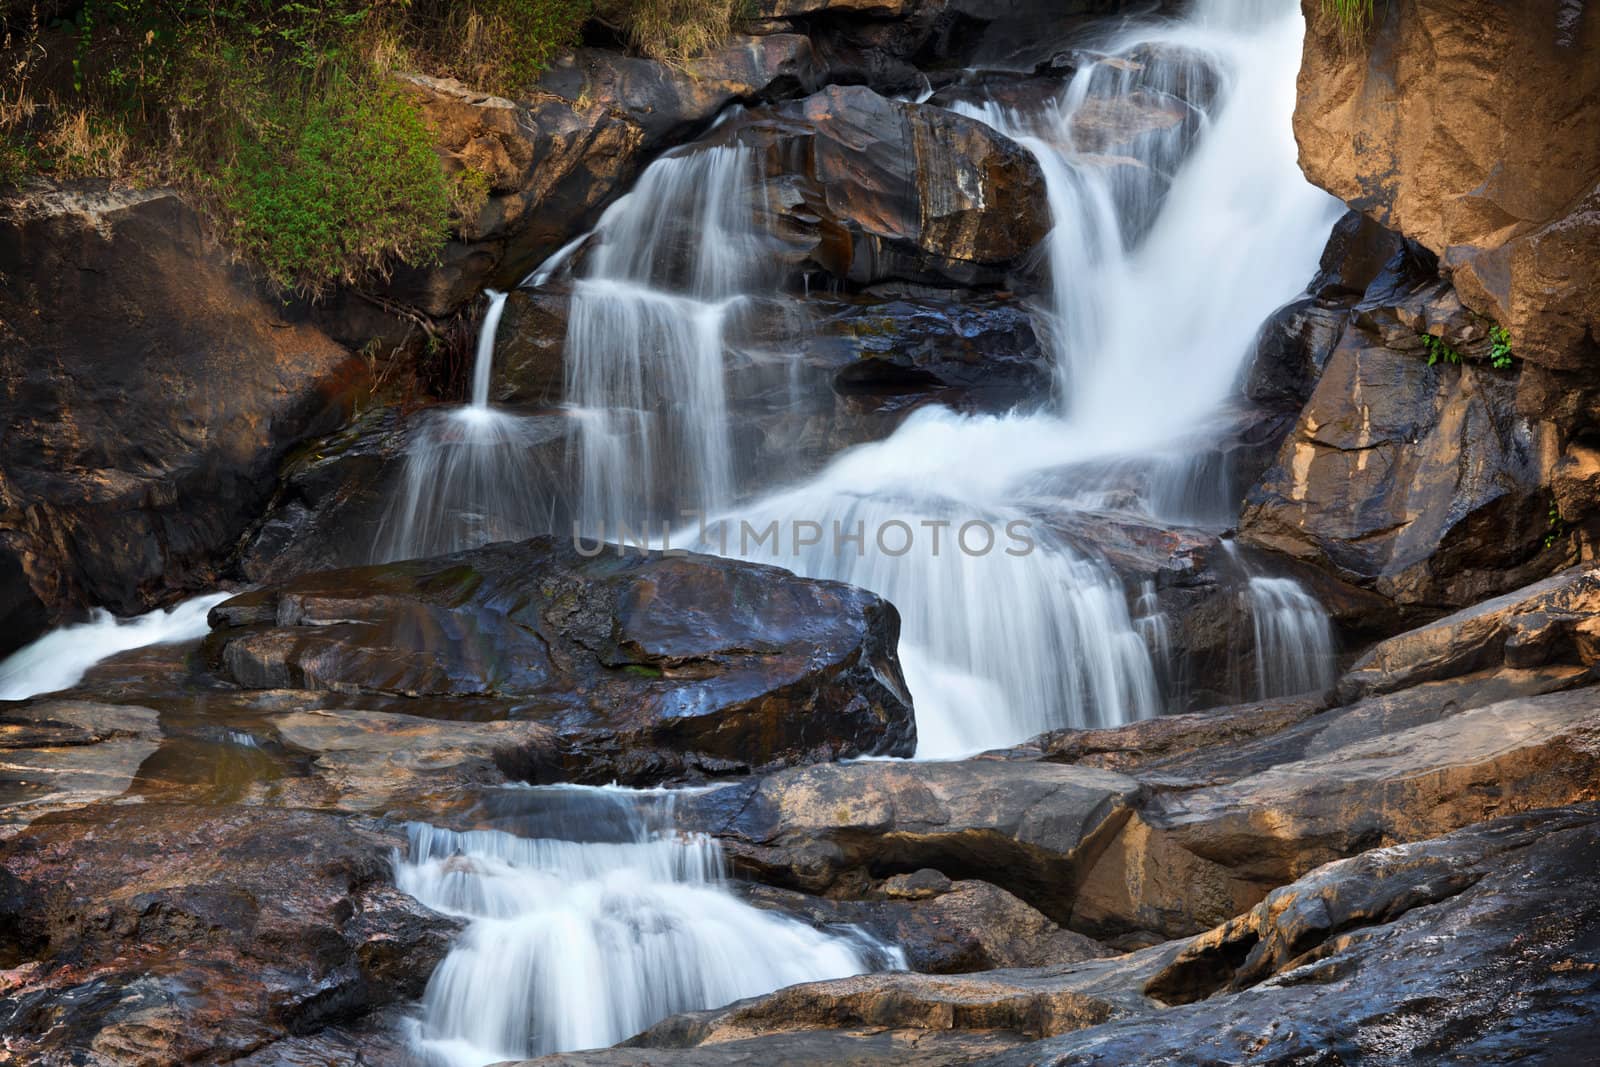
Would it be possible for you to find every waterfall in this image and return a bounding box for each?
[397,786,898,1066]
[564,147,765,534]
[688,1,1340,754]
[373,291,564,563]
[1246,575,1337,699]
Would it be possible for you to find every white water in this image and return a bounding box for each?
[565,147,765,534]
[398,786,897,1065]
[374,291,566,563]
[0,593,229,701]
[1246,575,1337,698]
[686,0,1341,755]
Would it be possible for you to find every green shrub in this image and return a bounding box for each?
[216,69,450,293]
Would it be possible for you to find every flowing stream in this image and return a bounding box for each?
[397,786,898,1067]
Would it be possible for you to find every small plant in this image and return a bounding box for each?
[1420,333,1462,367]
[1545,500,1567,550]
[1321,0,1376,37]
[1489,324,1515,369]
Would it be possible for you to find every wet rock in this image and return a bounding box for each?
[207,536,915,780]
[237,404,573,584]
[746,878,1111,974]
[1075,686,1600,938]
[1339,565,1600,701]
[538,34,823,150]
[1243,295,1350,410]
[677,758,1139,922]
[520,1028,1027,1066]
[1295,0,1600,372]
[711,85,1050,288]
[0,184,363,655]
[0,803,457,1064]
[0,700,161,836]
[1239,321,1554,613]
[997,805,1600,1064]
[382,76,646,316]
[490,287,572,408]
[549,806,1600,1066]
[1020,693,1328,773]
[816,294,1054,410]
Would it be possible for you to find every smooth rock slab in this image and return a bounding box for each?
[206,536,915,781]
[677,758,1140,922]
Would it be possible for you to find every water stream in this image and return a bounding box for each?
[397,786,898,1067]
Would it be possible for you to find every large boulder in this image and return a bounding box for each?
[676,758,1140,921]
[1338,565,1600,701]
[0,185,363,656]
[1075,684,1600,938]
[0,803,456,1064]
[205,536,916,780]
[1295,0,1600,373]
[710,85,1051,287]
[538,34,823,150]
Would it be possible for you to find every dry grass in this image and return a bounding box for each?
[622,0,739,62]
[40,106,131,178]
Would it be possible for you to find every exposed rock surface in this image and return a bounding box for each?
[1241,236,1559,613]
[207,536,915,780]
[516,806,1600,1065]
[0,803,456,1064]
[382,75,646,317]
[676,758,1140,921]
[746,875,1111,974]
[0,185,362,656]
[1296,0,1600,372]
[710,85,1051,287]
[1340,565,1600,701]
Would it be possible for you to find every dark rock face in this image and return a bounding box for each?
[711,84,1050,288]
[815,294,1054,410]
[0,803,457,1065]
[998,806,1600,1065]
[207,536,916,780]
[747,875,1110,974]
[0,185,363,656]
[538,34,824,150]
[1338,564,1600,701]
[1240,280,1555,613]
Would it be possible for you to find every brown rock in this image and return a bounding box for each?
[1339,565,1600,701]
[1294,0,1600,371]
[0,184,363,654]
[710,85,1050,287]
[1240,325,1556,612]
[0,803,457,1064]
[383,75,646,316]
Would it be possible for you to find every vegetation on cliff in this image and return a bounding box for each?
[0,0,738,291]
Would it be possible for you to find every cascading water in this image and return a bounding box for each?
[1246,575,1337,699]
[688,0,1343,754]
[564,147,766,534]
[397,786,898,1066]
[374,290,565,562]
[0,593,229,701]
